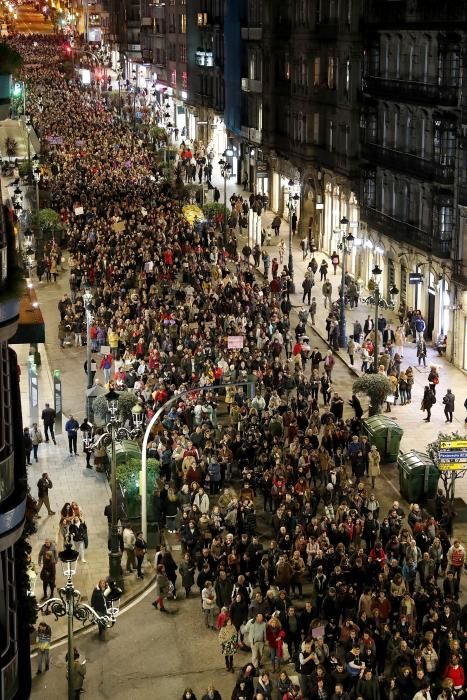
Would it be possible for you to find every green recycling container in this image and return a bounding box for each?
[361,415,404,462]
[398,450,439,503]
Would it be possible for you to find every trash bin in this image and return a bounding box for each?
[398,451,439,503]
[361,415,404,462]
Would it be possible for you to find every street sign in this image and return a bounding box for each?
[439,463,467,472]
[409,272,422,284]
[440,440,467,449]
[439,451,467,461]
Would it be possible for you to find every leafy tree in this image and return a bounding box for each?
[426,430,465,502]
[0,43,23,74]
[353,374,392,416]
[116,456,160,520]
[93,390,139,423]
[203,202,231,223]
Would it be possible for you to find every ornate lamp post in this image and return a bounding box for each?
[372,263,382,371]
[337,217,354,348]
[390,283,399,310]
[83,390,144,588]
[219,149,233,244]
[38,543,122,700]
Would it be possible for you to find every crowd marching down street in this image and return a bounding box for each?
[11,33,467,700]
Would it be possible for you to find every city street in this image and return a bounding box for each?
[4,8,467,700]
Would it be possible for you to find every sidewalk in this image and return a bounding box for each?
[1,204,155,650]
[209,164,467,501]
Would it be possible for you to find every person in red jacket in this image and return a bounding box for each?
[443,654,465,692]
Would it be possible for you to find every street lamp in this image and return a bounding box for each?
[37,542,122,700]
[83,392,144,588]
[83,287,94,409]
[389,284,399,309]
[287,181,300,293]
[219,151,233,244]
[372,263,382,371]
[337,217,354,348]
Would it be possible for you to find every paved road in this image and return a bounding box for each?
[13,3,55,35]
[31,581,239,700]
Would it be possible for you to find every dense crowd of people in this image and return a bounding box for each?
[15,35,467,700]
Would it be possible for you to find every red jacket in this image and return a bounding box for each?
[444,664,465,687]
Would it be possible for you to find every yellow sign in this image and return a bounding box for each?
[440,440,467,449]
[439,463,467,471]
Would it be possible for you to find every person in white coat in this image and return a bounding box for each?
[194,488,210,514]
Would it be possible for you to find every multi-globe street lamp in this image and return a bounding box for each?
[83,390,144,588]
[38,543,121,700]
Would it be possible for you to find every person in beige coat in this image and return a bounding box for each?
[368,445,381,488]
[395,325,406,357]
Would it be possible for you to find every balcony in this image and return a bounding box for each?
[241,77,262,94]
[361,206,451,258]
[362,76,459,107]
[362,143,455,185]
[241,27,262,41]
[240,125,262,144]
[315,19,338,38]
[362,1,407,26]
[141,17,152,26]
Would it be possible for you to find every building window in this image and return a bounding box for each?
[313,57,320,87]
[328,119,334,152]
[182,71,187,88]
[180,13,186,32]
[179,44,187,63]
[313,112,320,143]
[197,12,207,26]
[171,69,176,87]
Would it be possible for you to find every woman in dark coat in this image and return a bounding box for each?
[421,385,436,422]
[40,551,56,600]
[179,552,195,597]
[162,550,178,599]
[90,578,108,636]
[349,394,363,419]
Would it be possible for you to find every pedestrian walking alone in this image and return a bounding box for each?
[37,473,55,516]
[442,389,455,423]
[416,338,427,367]
[36,622,51,674]
[41,403,56,444]
[65,414,79,455]
[428,365,439,396]
[23,427,32,465]
[421,385,436,422]
[31,422,43,462]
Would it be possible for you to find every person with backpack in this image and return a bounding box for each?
[428,365,439,396]
[421,385,436,422]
